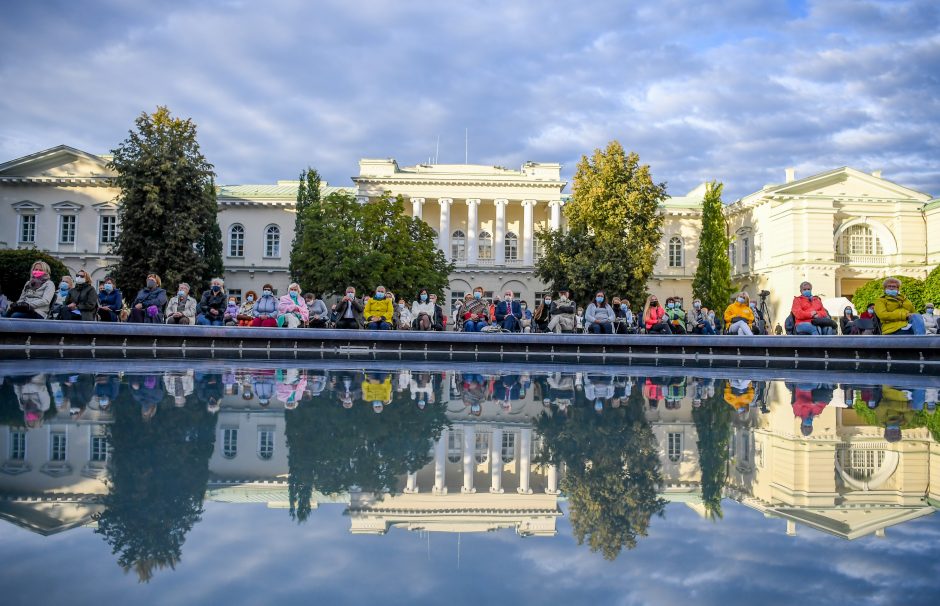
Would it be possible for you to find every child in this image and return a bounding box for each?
[223,296,239,326]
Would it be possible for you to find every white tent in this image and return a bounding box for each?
[823,296,855,318]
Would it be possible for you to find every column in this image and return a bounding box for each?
[466,199,480,266]
[490,427,504,494]
[433,428,448,495]
[545,463,559,495]
[405,472,418,494]
[412,197,425,220]
[494,199,508,265]
[462,425,476,494]
[549,199,562,231]
[438,198,452,262]
[517,428,533,494]
[522,199,536,265]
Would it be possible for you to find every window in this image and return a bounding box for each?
[741,435,750,463]
[60,215,76,244]
[667,432,682,462]
[258,428,274,460]
[742,237,750,268]
[100,215,118,244]
[451,230,466,261]
[668,236,683,267]
[90,436,108,462]
[50,431,67,461]
[839,224,884,255]
[19,215,36,244]
[222,428,238,459]
[534,236,544,261]
[228,289,242,303]
[447,430,463,463]
[501,432,516,464]
[229,224,245,257]
[505,232,518,260]
[9,431,26,461]
[450,291,465,312]
[729,243,736,268]
[264,225,280,257]
[475,433,490,463]
[478,231,493,260]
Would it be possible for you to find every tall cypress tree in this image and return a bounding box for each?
[692,382,733,518]
[289,167,321,282]
[108,106,222,293]
[692,181,733,313]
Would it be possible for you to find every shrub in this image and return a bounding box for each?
[852,275,925,312]
[924,265,940,307]
[0,249,70,299]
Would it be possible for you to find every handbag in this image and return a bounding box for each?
[811,316,837,329]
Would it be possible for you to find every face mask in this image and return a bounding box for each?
[596,296,604,303]
[620,304,627,311]
[246,295,254,302]
[31,270,45,279]
[651,301,658,307]
[420,294,428,302]
[178,290,187,298]
[667,302,675,309]
[521,305,527,310]
[736,297,745,304]
[504,295,513,301]
[474,292,482,300]
[577,310,584,316]
[264,290,273,297]
[59,282,69,291]
[927,308,935,315]
[104,283,113,292]
[374,291,385,300]
[211,285,221,292]
[544,298,551,304]
[290,291,299,298]
[750,303,756,309]
[802,290,812,298]
[146,279,156,289]
[228,300,237,306]
[346,292,354,298]
[845,308,852,314]
[885,289,898,297]
[306,299,314,305]
[867,307,874,314]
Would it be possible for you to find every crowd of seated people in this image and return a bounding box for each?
[2,262,937,337]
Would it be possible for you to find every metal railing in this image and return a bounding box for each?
[835,254,888,265]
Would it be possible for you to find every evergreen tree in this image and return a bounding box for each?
[692,181,734,313]
[535,141,666,305]
[691,381,733,518]
[108,106,222,293]
[289,167,321,282]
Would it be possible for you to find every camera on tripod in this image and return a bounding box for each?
[758,290,770,299]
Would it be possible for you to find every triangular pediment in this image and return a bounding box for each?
[767,167,932,202]
[0,145,115,179]
[773,505,935,540]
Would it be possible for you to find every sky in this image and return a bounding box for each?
[1,0,938,200]
[2,501,939,605]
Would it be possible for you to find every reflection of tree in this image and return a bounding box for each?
[536,386,665,560]
[95,379,217,582]
[692,380,732,518]
[285,384,448,522]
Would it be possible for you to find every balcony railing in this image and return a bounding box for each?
[452,257,531,268]
[835,254,888,266]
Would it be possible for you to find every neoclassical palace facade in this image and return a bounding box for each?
[1,145,938,322]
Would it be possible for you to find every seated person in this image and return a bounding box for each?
[532,294,552,333]
[195,278,226,326]
[128,274,168,323]
[494,289,523,332]
[334,286,364,329]
[585,291,614,334]
[304,293,329,328]
[462,287,490,332]
[428,294,445,330]
[791,281,836,335]
[922,302,937,335]
[364,285,393,330]
[839,306,859,335]
[97,276,122,322]
[165,283,197,325]
[277,283,308,328]
[223,295,240,326]
[664,297,687,334]
[62,269,98,321]
[690,299,715,335]
[397,298,414,330]
[520,300,533,333]
[51,276,74,320]
[643,295,669,334]
[723,292,755,335]
[874,277,925,335]
[411,289,436,330]
[237,291,256,326]
[547,289,576,333]
[251,284,280,327]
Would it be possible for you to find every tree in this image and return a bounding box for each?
[289,167,321,283]
[535,141,666,305]
[291,191,452,298]
[924,265,940,306]
[692,381,733,518]
[0,249,70,299]
[852,275,926,312]
[692,182,734,312]
[108,106,223,294]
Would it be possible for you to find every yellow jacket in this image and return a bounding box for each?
[362,377,392,402]
[874,294,914,335]
[724,383,754,410]
[723,301,754,329]
[364,296,394,323]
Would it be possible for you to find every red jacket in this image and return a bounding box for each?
[792,388,828,419]
[791,295,829,323]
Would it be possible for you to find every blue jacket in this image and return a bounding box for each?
[252,293,279,318]
[495,300,522,322]
[132,287,167,310]
[98,288,122,311]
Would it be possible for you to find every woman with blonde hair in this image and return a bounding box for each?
[6,260,55,319]
[277,282,308,328]
[643,294,669,334]
[128,273,168,323]
[723,291,755,335]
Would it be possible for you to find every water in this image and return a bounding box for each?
[1,362,939,605]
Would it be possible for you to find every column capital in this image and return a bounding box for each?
[403,487,420,494]
[494,198,509,207]
[489,487,505,494]
[548,199,562,208]
[432,487,449,495]
[439,198,453,207]
[516,488,534,495]
[461,487,477,494]
[466,198,481,206]
[411,197,426,205]
[522,199,537,208]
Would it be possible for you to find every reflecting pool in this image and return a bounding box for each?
[1,362,939,605]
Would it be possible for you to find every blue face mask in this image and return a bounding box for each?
[667,302,675,309]
[885,289,898,297]
[246,295,254,302]
[474,292,482,300]
[420,293,428,302]
[596,296,604,303]
[59,282,69,291]
[620,304,627,311]
[374,291,385,300]
[104,283,113,293]
[263,290,273,297]
[178,290,187,298]
[802,290,812,298]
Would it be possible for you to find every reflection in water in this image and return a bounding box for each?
[0,365,938,581]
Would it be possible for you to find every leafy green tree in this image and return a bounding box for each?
[535,385,666,560]
[289,167,321,283]
[95,378,217,582]
[108,106,222,294]
[692,381,732,518]
[535,141,666,306]
[0,249,70,299]
[851,275,926,312]
[692,182,734,312]
[292,191,452,298]
[924,265,940,307]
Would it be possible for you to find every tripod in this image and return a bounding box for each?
[756,294,772,335]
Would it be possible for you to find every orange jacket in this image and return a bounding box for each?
[791,295,829,323]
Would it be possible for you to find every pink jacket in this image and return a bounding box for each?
[277,294,309,322]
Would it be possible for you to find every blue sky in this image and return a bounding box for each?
[1,0,938,200]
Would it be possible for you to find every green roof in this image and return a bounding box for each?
[218,183,355,199]
[925,198,940,211]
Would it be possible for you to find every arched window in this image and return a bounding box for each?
[229,224,245,257]
[478,231,493,260]
[667,236,683,267]
[475,433,490,464]
[501,432,516,464]
[839,224,884,255]
[505,231,518,260]
[222,428,238,459]
[258,428,274,460]
[265,225,280,257]
[447,430,463,463]
[667,432,682,462]
[451,230,466,261]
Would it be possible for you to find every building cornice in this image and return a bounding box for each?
[354,176,565,189]
[0,176,115,187]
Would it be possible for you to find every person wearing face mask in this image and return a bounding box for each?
[585,291,615,334]
[304,292,329,328]
[791,281,835,335]
[251,283,281,327]
[462,286,490,332]
[236,290,257,326]
[533,294,553,333]
[6,260,55,319]
[664,297,687,334]
[874,277,925,335]
[335,286,364,329]
[643,295,669,334]
[396,297,414,330]
[364,285,393,330]
[196,277,227,326]
[411,288,436,331]
[690,299,714,335]
[520,301,533,332]
[276,282,309,328]
[128,273,168,323]
[495,290,523,332]
[547,289,576,333]
[223,295,240,326]
[428,293,446,330]
[50,275,74,320]
[723,291,755,335]
[96,276,123,322]
[922,302,937,335]
[165,282,197,324]
[64,269,98,321]
[840,306,859,335]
